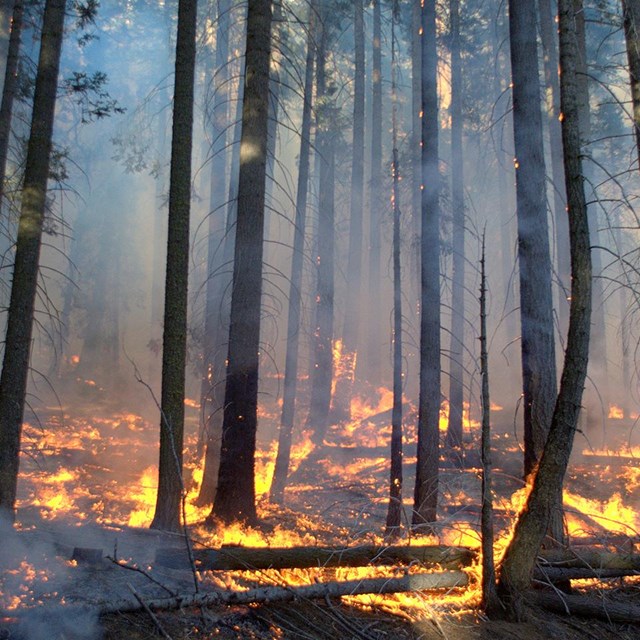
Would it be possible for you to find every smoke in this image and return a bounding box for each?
[0,514,103,640]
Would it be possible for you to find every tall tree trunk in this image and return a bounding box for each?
[574,0,607,406]
[445,0,465,462]
[196,0,232,506]
[270,5,315,505]
[412,0,441,531]
[150,0,198,532]
[538,0,570,332]
[331,0,365,422]
[410,0,422,309]
[306,8,335,447]
[479,234,498,612]
[0,0,23,271]
[623,0,640,168]
[0,0,66,518]
[386,1,403,533]
[366,0,382,387]
[508,0,557,480]
[209,0,273,525]
[495,0,592,618]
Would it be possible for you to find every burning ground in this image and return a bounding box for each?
[1,389,640,639]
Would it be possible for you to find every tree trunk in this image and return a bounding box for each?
[208,0,273,525]
[0,0,66,518]
[623,0,640,168]
[196,0,232,505]
[0,0,23,273]
[306,6,335,447]
[150,0,198,532]
[270,5,315,505]
[574,0,607,406]
[538,0,570,332]
[412,0,441,531]
[495,0,592,620]
[366,0,382,387]
[330,0,365,422]
[445,0,465,462]
[410,0,422,309]
[386,2,403,533]
[156,543,475,571]
[480,235,498,612]
[508,0,558,482]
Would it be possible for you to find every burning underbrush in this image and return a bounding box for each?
[2,390,640,638]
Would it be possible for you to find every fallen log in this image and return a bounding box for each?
[98,570,469,615]
[155,544,475,571]
[533,567,639,582]
[531,590,640,625]
[538,549,640,571]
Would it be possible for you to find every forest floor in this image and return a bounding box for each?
[2,389,640,639]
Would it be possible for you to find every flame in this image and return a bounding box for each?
[564,490,639,537]
[608,404,624,420]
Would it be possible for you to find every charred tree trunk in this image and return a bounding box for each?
[480,234,498,612]
[412,0,441,531]
[196,0,232,506]
[508,0,557,480]
[307,9,335,447]
[574,1,607,405]
[150,0,198,532]
[0,0,66,518]
[331,0,365,422]
[411,0,422,306]
[495,0,592,619]
[386,2,403,533]
[366,0,382,387]
[538,0,570,331]
[270,6,315,505]
[0,0,22,273]
[208,0,273,525]
[197,19,247,504]
[624,0,640,167]
[445,0,465,462]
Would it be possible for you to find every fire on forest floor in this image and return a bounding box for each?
[2,390,640,639]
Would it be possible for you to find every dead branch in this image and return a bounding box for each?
[533,567,639,581]
[155,544,475,571]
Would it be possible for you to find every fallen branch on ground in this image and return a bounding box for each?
[531,590,640,625]
[155,544,475,571]
[538,549,640,571]
[97,570,469,615]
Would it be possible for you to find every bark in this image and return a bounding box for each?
[496,0,592,620]
[410,0,422,304]
[0,0,11,83]
[94,571,469,616]
[412,0,441,531]
[538,0,570,330]
[480,236,498,612]
[0,0,66,518]
[331,0,365,421]
[623,0,640,168]
[270,5,315,505]
[574,1,607,398]
[366,0,382,386]
[531,591,640,624]
[386,4,402,533]
[0,0,21,206]
[198,14,247,504]
[306,7,335,446]
[155,544,475,571]
[196,0,232,506]
[209,0,272,525]
[150,0,198,532]
[508,0,557,480]
[445,0,465,461]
